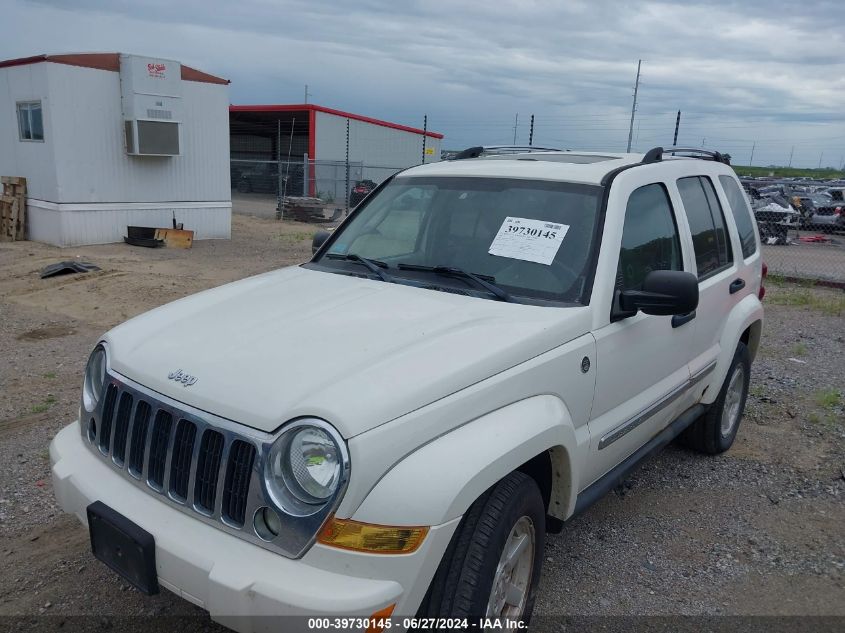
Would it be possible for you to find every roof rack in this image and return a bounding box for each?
[452,145,563,160]
[643,146,731,165]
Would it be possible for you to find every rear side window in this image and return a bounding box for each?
[719,175,757,259]
[677,176,733,279]
[617,183,682,290]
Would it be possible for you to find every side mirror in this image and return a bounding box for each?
[312,230,331,255]
[619,270,698,316]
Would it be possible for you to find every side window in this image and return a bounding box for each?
[719,175,758,259]
[17,101,44,141]
[616,183,682,290]
[677,176,733,279]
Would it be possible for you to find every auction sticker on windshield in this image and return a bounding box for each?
[488,217,569,265]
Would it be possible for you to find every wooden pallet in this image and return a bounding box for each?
[1,176,27,242]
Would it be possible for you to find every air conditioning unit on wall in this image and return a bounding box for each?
[120,54,182,156]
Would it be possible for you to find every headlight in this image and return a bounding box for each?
[265,421,346,512]
[82,345,107,412]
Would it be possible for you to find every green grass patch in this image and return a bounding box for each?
[276,231,313,245]
[43,371,57,379]
[766,288,845,316]
[766,273,788,287]
[790,342,808,356]
[733,165,845,179]
[29,394,57,414]
[814,388,841,409]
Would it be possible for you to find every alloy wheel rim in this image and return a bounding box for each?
[720,364,745,437]
[486,515,535,619]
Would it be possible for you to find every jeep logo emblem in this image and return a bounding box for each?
[168,369,197,386]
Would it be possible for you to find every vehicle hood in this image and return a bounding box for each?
[105,267,591,437]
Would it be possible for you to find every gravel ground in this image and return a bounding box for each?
[1,218,843,631]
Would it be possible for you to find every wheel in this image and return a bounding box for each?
[236,179,251,194]
[680,342,750,454]
[418,471,545,622]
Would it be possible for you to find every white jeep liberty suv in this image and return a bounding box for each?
[50,145,764,630]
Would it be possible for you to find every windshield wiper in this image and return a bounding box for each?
[325,253,395,283]
[398,264,512,302]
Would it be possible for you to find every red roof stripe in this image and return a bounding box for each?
[0,53,229,85]
[229,104,443,139]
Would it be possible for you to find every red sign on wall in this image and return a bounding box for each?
[147,63,166,79]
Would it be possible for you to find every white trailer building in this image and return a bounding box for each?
[0,53,231,246]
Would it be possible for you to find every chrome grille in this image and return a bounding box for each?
[169,419,197,501]
[147,411,173,489]
[98,384,118,453]
[222,440,256,526]
[128,401,151,476]
[112,392,133,466]
[194,429,224,514]
[81,369,350,559]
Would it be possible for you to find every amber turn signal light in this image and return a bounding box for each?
[317,516,428,554]
[366,604,396,633]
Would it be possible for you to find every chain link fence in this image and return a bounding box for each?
[231,158,410,221]
[742,179,845,284]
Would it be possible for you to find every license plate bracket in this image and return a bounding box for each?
[87,501,159,595]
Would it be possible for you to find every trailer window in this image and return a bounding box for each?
[17,101,44,142]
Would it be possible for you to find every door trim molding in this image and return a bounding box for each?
[598,360,716,450]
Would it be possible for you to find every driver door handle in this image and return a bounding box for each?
[672,310,696,328]
[729,278,746,294]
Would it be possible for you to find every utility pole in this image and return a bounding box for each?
[626,59,642,152]
[512,114,519,145]
[788,146,794,167]
[304,84,311,103]
[529,114,534,146]
[672,110,681,147]
[421,114,428,164]
[749,142,756,166]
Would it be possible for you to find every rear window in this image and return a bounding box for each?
[677,176,734,279]
[719,175,757,259]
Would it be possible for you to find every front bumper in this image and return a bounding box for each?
[51,421,459,631]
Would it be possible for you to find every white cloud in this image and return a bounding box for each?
[2,0,844,166]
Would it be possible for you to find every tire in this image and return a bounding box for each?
[236,179,251,194]
[418,471,545,623]
[680,342,750,454]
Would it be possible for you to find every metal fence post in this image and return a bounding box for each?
[345,118,350,216]
[275,120,283,220]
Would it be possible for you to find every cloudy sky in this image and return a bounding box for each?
[3,0,844,167]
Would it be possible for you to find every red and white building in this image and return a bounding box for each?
[229,104,443,197]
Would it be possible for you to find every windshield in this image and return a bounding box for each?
[312,176,603,305]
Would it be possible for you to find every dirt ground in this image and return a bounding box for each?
[0,214,843,630]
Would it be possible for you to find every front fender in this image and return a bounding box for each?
[351,395,578,526]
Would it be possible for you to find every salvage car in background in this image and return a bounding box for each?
[797,193,844,232]
[349,179,377,207]
[752,195,799,244]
